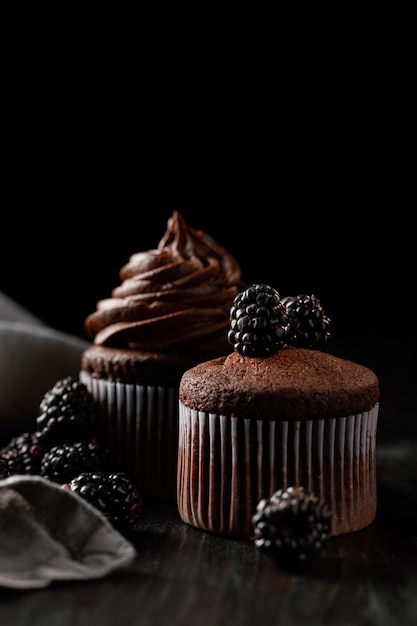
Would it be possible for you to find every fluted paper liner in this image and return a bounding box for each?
[177,402,379,536]
[80,372,178,500]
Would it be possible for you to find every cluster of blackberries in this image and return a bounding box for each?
[252,486,332,569]
[0,377,142,533]
[228,284,332,357]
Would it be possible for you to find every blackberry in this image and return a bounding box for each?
[40,440,117,484]
[0,458,10,479]
[36,377,98,447]
[252,486,331,568]
[0,431,45,475]
[64,471,143,533]
[228,284,288,357]
[281,294,331,349]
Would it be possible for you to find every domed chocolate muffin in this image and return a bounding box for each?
[80,212,244,499]
[177,284,380,537]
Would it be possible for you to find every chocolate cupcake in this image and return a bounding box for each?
[177,284,380,537]
[80,212,244,500]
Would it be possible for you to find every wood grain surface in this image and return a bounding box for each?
[1,438,416,626]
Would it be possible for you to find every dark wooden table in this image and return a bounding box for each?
[1,339,416,626]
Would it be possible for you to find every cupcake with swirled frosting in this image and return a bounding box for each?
[80,211,245,500]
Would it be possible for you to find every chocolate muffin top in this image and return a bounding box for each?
[179,347,379,421]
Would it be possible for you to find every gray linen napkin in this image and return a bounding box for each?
[0,475,137,589]
[0,291,90,444]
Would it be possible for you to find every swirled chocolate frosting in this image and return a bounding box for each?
[84,212,245,352]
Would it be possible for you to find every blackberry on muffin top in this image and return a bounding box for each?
[227,284,332,357]
[228,284,289,357]
[281,293,332,349]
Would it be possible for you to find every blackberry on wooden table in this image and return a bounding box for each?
[64,471,143,533]
[40,440,117,484]
[0,458,10,479]
[228,284,289,357]
[281,294,331,349]
[0,431,45,475]
[252,486,331,568]
[36,376,98,447]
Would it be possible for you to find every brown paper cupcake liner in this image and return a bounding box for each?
[177,402,379,537]
[80,372,178,500]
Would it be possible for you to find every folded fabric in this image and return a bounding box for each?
[0,291,90,445]
[0,475,137,589]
